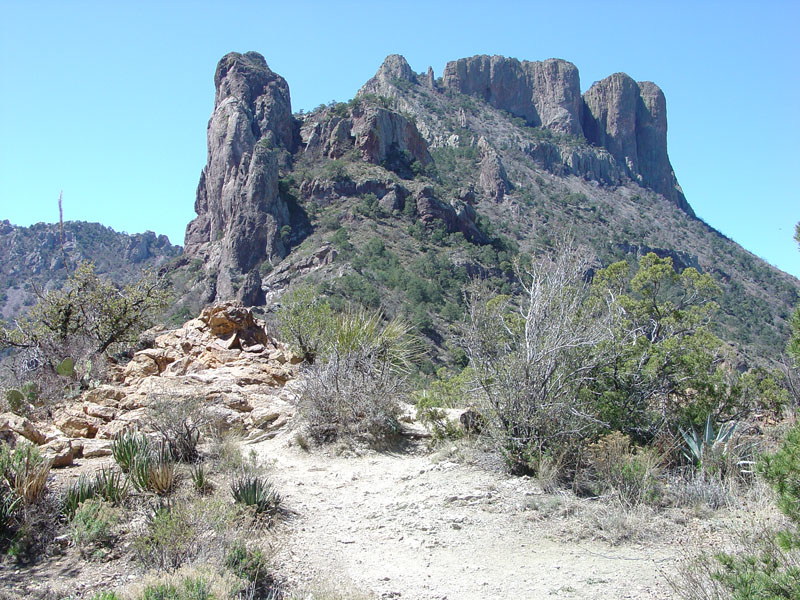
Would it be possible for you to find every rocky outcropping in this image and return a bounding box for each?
[0,304,301,467]
[359,54,418,97]
[443,55,584,136]
[301,104,433,177]
[184,52,295,300]
[441,54,690,214]
[582,74,690,214]
[477,136,511,201]
[414,187,489,244]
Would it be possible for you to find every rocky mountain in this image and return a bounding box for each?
[0,220,181,320]
[174,51,799,362]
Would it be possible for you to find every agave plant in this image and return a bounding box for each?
[0,490,20,533]
[680,416,737,471]
[231,475,281,515]
[111,429,150,473]
[95,466,128,503]
[62,474,98,518]
[190,463,212,494]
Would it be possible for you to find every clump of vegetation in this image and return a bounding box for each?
[291,299,422,444]
[672,424,800,598]
[0,442,51,505]
[111,429,151,473]
[69,498,119,559]
[231,474,281,516]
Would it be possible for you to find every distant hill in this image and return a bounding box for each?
[0,220,181,320]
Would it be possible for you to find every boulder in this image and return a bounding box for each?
[0,412,46,444]
[41,438,74,467]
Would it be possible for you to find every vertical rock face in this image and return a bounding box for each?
[442,55,583,136]
[583,75,691,214]
[184,52,294,301]
[443,54,690,214]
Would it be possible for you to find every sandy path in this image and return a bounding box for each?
[256,436,680,599]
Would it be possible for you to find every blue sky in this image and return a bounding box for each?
[1,1,798,277]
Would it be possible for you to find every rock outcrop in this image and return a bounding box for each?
[359,54,418,97]
[184,52,295,301]
[301,104,433,177]
[441,54,690,214]
[0,304,302,467]
[582,74,690,214]
[442,55,584,136]
[477,136,511,201]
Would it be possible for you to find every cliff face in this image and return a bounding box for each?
[582,74,690,214]
[442,56,584,136]
[184,52,294,301]
[442,55,689,214]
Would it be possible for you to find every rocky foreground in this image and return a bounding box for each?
[1,304,302,467]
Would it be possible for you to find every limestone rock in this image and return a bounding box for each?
[0,413,46,444]
[55,409,102,438]
[184,51,294,301]
[84,402,117,422]
[81,439,113,458]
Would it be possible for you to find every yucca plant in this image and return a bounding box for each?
[111,429,150,473]
[190,463,212,494]
[680,416,737,472]
[95,466,128,503]
[129,443,176,496]
[0,442,51,504]
[62,474,99,518]
[231,475,281,515]
[1,490,20,533]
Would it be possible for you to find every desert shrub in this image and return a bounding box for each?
[0,489,20,536]
[134,501,196,571]
[146,396,203,463]
[94,466,128,503]
[69,498,119,558]
[231,475,281,516]
[587,433,662,507]
[62,474,99,518]
[225,541,277,596]
[299,307,421,444]
[0,261,170,402]
[0,442,51,504]
[129,443,177,496]
[462,244,618,477]
[133,566,246,600]
[672,424,800,598]
[277,284,334,363]
[190,463,212,494]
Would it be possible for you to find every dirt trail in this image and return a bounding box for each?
[256,434,682,600]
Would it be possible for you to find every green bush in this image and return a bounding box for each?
[134,501,196,571]
[62,474,98,518]
[111,429,151,473]
[69,498,119,558]
[0,441,51,504]
[674,425,800,598]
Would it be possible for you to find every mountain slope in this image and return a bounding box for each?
[173,52,799,363]
[0,220,181,320]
